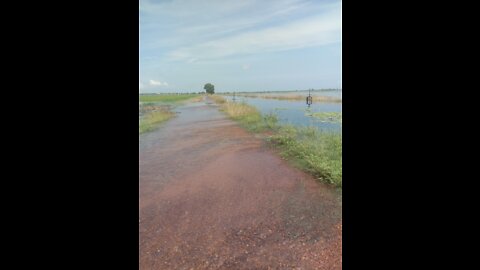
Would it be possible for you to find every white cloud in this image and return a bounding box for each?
[140,0,328,51]
[242,64,250,70]
[149,79,168,86]
[168,6,341,62]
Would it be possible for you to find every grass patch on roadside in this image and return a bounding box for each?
[268,126,342,187]
[213,95,278,132]
[139,94,202,134]
[139,108,175,134]
[210,94,227,104]
[211,94,342,187]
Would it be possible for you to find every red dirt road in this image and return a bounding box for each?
[139,98,342,269]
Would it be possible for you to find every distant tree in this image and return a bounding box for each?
[204,83,215,94]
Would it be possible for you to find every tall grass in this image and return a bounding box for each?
[211,94,342,187]
[214,96,278,132]
[209,95,226,104]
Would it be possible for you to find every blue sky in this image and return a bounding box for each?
[140,0,341,93]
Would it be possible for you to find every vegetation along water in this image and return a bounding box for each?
[212,95,342,188]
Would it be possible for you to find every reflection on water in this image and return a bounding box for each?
[223,96,342,132]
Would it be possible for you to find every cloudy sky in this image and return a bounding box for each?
[140,0,341,93]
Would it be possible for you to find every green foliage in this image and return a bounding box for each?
[263,113,278,130]
[269,126,342,187]
[204,83,215,94]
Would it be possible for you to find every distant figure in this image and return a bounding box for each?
[306,95,313,106]
[306,89,313,106]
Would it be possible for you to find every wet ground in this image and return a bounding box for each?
[139,97,342,269]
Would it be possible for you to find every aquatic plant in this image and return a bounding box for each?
[306,112,342,123]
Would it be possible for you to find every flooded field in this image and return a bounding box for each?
[238,89,342,98]
[222,90,342,132]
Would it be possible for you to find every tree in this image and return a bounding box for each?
[204,83,215,94]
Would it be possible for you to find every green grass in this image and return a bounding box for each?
[139,109,175,134]
[139,94,202,133]
[268,126,342,187]
[139,94,199,103]
[212,94,342,187]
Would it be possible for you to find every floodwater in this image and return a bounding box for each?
[139,98,342,269]
[235,90,342,98]
[223,95,342,132]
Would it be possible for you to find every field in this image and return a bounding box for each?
[139,94,200,103]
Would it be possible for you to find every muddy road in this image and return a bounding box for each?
[139,98,342,269]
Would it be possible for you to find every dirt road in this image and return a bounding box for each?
[139,98,342,269]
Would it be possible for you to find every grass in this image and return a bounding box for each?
[213,95,278,132]
[211,95,342,187]
[139,94,202,133]
[139,94,199,103]
[209,94,227,104]
[268,126,342,187]
[139,108,175,134]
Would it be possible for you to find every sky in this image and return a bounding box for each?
[140,0,341,93]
